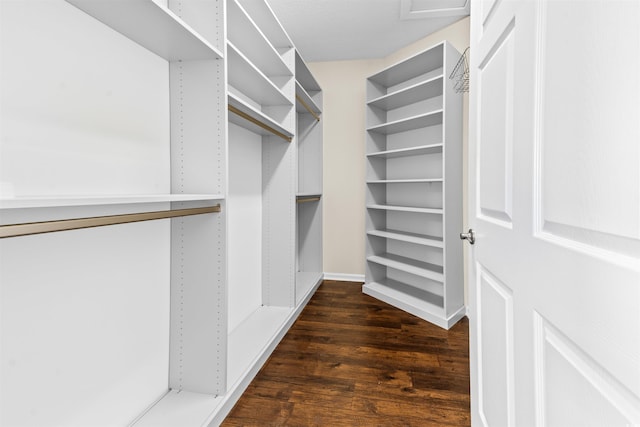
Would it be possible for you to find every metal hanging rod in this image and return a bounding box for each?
[296,196,321,204]
[295,94,321,122]
[228,104,292,142]
[0,204,221,239]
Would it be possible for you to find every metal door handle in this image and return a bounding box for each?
[460,229,475,245]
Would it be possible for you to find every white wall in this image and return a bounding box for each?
[309,17,470,285]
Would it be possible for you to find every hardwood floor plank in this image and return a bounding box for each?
[222,280,470,426]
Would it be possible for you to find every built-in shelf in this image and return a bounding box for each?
[228,92,293,142]
[364,41,463,331]
[227,42,291,107]
[0,194,224,210]
[367,229,444,248]
[296,271,323,304]
[367,204,443,214]
[367,110,443,135]
[367,253,444,282]
[295,82,321,119]
[367,144,443,159]
[368,76,444,110]
[65,0,223,61]
[227,0,290,77]
[367,179,443,184]
[368,45,443,88]
[362,280,446,324]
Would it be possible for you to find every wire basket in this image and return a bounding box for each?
[449,47,469,93]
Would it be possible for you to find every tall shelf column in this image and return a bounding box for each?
[363,41,464,330]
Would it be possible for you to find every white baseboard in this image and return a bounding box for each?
[323,272,365,283]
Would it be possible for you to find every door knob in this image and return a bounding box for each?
[460,229,475,245]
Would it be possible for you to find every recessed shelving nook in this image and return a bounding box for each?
[364,41,464,330]
[1,0,323,425]
[295,51,324,305]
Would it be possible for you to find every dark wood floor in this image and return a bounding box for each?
[222,280,470,426]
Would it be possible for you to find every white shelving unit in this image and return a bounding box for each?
[363,41,464,330]
[295,52,324,305]
[1,0,226,425]
[1,0,323,425]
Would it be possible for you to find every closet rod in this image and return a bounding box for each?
[228,104,292,142]
[0,205,221,239]
[295,94,320,121]
[296,196,321,204]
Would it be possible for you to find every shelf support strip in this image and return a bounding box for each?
[295,94,321,121]
[228,104,292,142]
[0,205,221,239]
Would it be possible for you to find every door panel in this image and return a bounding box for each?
[469,1,640,426]
[534,313,640,426]
[477,20,515,225]
[477,266,515,427]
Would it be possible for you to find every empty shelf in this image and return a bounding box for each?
[367,253,443,282]
[367,179,443,184]
[362,280,448,327]
[228,92,293,142]
[367,144,443,159]
[0,194,224,210]
[367,204,443,214]
[66,0,223,61]
[295,81,321,119]
[368,76,443,110]
[368,43,444,87]
[227,0,291,77]
[227,42,291,107]
[367,110,443,135]
[367,229,444,248]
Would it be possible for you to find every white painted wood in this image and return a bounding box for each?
[368,76,444,110]
[236,0,293,51]
[367,229,444,248]
[469,1,640,425]
[367,143,443,159]
[228,92,294,140]
[0,194,223,210]
[368,253,444,282]
[0,222,170,427]
[134,390,223,427]
[366,110,444,135]
[227,0,290,78]
[227,123,263,333]
[323,273,364,282]
[365,41,463,330]
[367,204,443,214]
[65,0,223,61]
[227,42,292,109]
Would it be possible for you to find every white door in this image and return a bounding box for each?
[468,0,640,425]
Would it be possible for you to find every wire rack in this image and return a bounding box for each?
[449,47,469,93]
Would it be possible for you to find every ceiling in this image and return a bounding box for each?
[266,0,469,62]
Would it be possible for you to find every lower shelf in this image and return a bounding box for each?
[367,253,443,282]
[362,280,465,330]
[136,277,324,426]
[296,271,323,305]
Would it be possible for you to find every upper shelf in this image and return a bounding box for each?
[235,0,293,52]
[228,92,293,142]
[367,110,443,135]
[295,51,321,93]
[368,42,443,88]
[65,0,223,61]
[227,42,292,107]
[295,82,321,119]
[0,194,224,210]
[227,0,291,77]
[368,76,443,110]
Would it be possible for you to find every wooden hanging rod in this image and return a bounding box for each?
[296,196,321,204]
[228,104,292,142]
[0,205,221,239]
[295,94,321,122]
